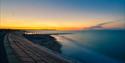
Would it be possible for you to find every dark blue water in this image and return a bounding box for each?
[52,30,125,63]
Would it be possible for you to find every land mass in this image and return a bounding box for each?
[0,29,74,63]
[24,34,62,53]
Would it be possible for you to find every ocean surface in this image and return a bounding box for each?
[30,30,125,63]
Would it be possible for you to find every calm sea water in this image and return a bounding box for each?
[52,30,125,63]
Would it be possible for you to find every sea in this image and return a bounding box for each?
[29,30,125,63]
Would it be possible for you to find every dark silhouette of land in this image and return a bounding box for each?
[0,29,74,63]
[0,29,12,63]
[24,34,62,53]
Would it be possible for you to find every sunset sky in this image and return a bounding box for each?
[0,0,125,30]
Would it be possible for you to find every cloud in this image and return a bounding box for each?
[87,20,121,29]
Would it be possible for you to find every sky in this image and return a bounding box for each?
[0,0,125,30]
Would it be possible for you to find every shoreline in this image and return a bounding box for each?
[0,30,75,63]
[23,33,62,53]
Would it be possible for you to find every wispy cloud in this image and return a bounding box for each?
[87,20,121,29]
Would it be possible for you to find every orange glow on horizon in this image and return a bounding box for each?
[0,16,106,30]
[0,25,85,30]
[1,8,124,30]
[1,17,124,30]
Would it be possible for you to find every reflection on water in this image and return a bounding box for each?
[52,30,125,63]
